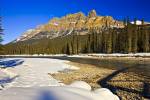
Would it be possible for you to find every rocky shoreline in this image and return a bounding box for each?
[50,57,150,100]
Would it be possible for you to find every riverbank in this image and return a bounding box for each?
[50,57,150,100]
[0,58,79,88]
[1,53,150,58]
[50,61,114,89]
[0,57,119,100]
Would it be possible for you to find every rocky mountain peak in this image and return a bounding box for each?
[15,10,124,42]
[63,12,86,21]
[88,10,97,18]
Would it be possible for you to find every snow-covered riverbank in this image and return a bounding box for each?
[0,58,119,100]
[0,58,78,88]
[1,53,150,58]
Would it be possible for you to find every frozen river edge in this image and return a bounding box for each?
[0,58,119,100]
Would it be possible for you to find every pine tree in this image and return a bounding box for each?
[90,30,95,53]
[112,29,117,53]
[106,29,112,53]
[71,34,75,54]
[87,33,91,53]
[101,31,106,53]
[76,32,79,54]
[127,17,130,26]
[0,16,4,54]
[132,25,138,53]
[97,30,103,53]
[66,43,70,55]
[134,18,137,25]
[141,19,144,25]
[127,30,132,53]
[143,28,149,52]
[126,18,132,53]
[95,30,98,52]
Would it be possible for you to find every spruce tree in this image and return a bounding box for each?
[91,30,95,52]
[0,16,3,54]
[132,25,138,53]
[87,33,91,53]
[141,19,144,25]
[98,30,103,52]
[123,18,127,26]
[126,18,132,53]
[134,18,137,25]
[106,29,112,53]
[71,34,75,54]
[66,43,70,55]
[95,30,98,52]
[112,29,117,53]
[143,28,149,52]
[76,32,79,54]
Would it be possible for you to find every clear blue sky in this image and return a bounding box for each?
[1,0,150,44]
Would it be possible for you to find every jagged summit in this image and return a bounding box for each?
[15,10,124,42]
[88,10,97,18]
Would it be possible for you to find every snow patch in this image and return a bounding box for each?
[131,20,142,25]
[66,28,73,35]
[0,58,119,100]
[0,81,119,100]
[69,81,91,91]
[2,53,150,58]
[87,53,150,58]
[53,23,59,26]
[0,58,78,88]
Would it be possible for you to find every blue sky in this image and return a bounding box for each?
[1,0,150,44]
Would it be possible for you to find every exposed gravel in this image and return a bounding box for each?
[50,62,114,89]
[50,57,150,100]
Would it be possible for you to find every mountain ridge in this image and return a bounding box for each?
[15,10,124,42]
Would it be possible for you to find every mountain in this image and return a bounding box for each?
[15,10,124,42]
[5,13,150,55]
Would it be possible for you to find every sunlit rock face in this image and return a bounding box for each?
[15,10,124,42]
[88,10,97,18]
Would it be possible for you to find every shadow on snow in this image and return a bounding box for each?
[0,75,19,85]
[0,59,24,68]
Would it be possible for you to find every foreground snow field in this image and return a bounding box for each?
[0,86,119,100]
[0,58,119,100]
[0,58,78,88]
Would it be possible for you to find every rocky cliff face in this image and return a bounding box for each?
[15,10,124,42]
